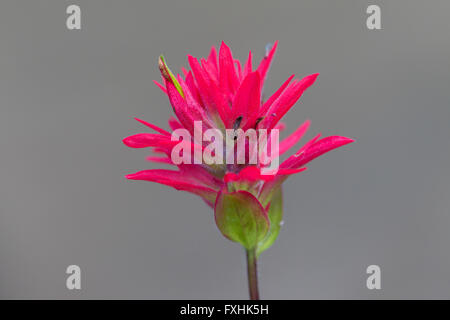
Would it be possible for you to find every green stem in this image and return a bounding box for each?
[246,248,260,300]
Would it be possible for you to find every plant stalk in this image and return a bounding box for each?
[246,248,260,300]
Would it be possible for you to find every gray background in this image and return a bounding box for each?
[0,0,449,299]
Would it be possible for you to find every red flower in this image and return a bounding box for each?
[124,42,353,253]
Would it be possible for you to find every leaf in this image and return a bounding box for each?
[257,187,283,256]
[214,190,269,250]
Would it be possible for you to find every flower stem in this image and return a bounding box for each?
[246,248,260,300]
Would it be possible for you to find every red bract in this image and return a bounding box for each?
[124,42,354,252]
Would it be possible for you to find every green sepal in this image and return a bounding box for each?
[257,187,283,256]
[215,190,270,250]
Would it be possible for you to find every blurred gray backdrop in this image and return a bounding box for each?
[0,0,449,299]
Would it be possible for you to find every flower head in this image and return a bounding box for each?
[124,42,353,253]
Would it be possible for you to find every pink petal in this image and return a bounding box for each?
[263,73,319,129]
[259,74,295,118]
[179,164,223,190]
[278,119,310,155]
[146,156,173,164]
[224,166,272,183]
[181,67,189,77]
[164,80,192,131]
[153,80,167,94]
[219,41,240,97]
[263,167,307,177]
[256,41,278,89]
[185,71,202,105]
[123,131,204,156]
[243,51,253,78]
[165,78,207,134]
[168,116,183,131]
[126,169,218,206]
[231,72,261,127]
[224,166,306,184]
[177,76,214,129]
[282,136,354,169]
[207,45,218,71]
[134,117,171,136]
[123,133,174,149]
[295,132,322,156]
[273,122,286,132]
[188,55,228,125]
[234,59,242,81]
[201,57,219,84]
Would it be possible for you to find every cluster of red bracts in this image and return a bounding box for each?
[123,42,353,252]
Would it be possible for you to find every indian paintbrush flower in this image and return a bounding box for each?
[123,41,354,299]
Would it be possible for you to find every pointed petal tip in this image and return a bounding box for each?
[134,117,150,125]
[265,40,279,54]
[123,136,141,148]
[187,54,198,66]
[122,137,130,146]
[319,135,355,147]
[133,118,171,136]
[339,136,355,144]
[219,41,231,53]
[295,73,319,87]
[346,138,355,145]
[153,79,166,91]
[306,73,319,82]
